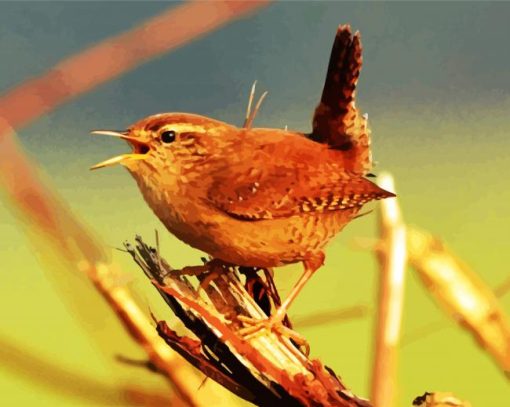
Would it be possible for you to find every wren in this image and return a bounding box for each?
[90,81,394,336]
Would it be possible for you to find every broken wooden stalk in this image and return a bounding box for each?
[125,236,372,407]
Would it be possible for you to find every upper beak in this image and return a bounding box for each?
[90,130,150,170]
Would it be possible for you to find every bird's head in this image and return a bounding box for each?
[91,113,237,185]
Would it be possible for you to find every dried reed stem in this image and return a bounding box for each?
[495,275,510,298]
[0,1,270,132]
[87,263,207,407]
[407,226,510,375]
[370,173,407,407]
[0,122,222,407]
[293,304,369,329]
[0,4,270,403]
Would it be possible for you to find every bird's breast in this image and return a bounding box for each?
[130,168,361,268]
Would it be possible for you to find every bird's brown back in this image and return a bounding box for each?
[205,127,393,222]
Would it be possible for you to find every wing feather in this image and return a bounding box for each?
[207,160,393,221]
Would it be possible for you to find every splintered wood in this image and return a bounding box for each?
[125,236,372,407]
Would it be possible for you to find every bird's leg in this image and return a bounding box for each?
[172,264,209,277]
[238,253,325,350]
[197,260,230,291]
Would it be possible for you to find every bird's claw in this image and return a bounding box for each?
[237,315,310,356]
[173,259,229,293]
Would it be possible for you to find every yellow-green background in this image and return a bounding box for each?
[1,1,509,406]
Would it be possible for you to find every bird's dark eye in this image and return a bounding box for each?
[161,130,176,144]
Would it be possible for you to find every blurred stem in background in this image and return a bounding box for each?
[407,226,510,375]
[0,335,176,407]
[0,122,215,406]
[370,173,407,407]
[0,1,270,131]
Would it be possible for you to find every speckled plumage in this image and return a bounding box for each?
[118,113,394,268]
[91,25,394,334]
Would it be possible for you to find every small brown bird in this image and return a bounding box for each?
[90,84,394,336]
[91,20,392,340]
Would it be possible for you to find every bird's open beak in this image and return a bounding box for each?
[89,130,150,170]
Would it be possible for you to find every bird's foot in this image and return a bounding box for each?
[175,264,209,277]
[197,264,226,291]
[237,314,310,356]
[173,259,229,291]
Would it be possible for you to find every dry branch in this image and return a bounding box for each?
[125,236,372,407]
[369,173,407,407]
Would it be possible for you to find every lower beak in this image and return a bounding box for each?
[90,130,150,170]
[90,153,147,170]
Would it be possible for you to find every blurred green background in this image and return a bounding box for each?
[1,1,509,406]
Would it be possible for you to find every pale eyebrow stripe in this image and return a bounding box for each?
[160,124,207,133]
